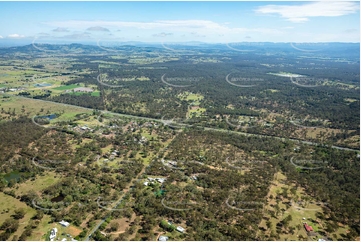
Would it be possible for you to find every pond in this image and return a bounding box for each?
[51,194,65,202]
[37,114,57,120]
[3,171,22,182]
[34,83,52,87]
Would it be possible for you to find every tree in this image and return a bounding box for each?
[78,230,87,239]
[32,210,44,220]
[0,232,11,241]
[0,218,19,233]
[110,222,119,232]
[13,208,26,219]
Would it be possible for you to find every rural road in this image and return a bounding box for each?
[84,130,178,240]
[5,94,360,153]
[84,172,144,241]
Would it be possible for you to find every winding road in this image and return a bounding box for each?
[3,94,357,240]
[5,94,359,153]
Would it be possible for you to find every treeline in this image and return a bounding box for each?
[44,54,360,132]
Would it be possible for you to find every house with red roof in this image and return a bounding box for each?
[304,223,313,232]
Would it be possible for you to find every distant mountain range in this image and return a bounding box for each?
[0,41,359,63]
[0,38,359,48]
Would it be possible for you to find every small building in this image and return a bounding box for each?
[144,181,149,186]
[80,126,91,131]
[304,223,313,232]
[59,220,70,227]
[156,178,166,183]
[50,228,58,240]
[158,236,169,241]
[176,226,185,233]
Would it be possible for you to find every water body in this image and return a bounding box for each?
[37,114,57,120]
[51,194,65,202]
[3,171,22,182]
[34,83,52,87]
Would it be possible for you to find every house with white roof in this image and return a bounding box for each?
[59,220,70,227]
[158,235,169,241]
[49,228,58,240]
[176,226,185,233]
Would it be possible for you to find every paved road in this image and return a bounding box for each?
[203,127,359,152]
[7,94,360,152]
[6,94,357,239]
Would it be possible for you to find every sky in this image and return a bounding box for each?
[0,1,359,44]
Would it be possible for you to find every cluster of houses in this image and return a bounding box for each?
[48,220,76,241]
[71,125,94,133]
[1,87,24,92]
[302,221,329,241]
[102,150,120,162]
[161,159,179,168]
[127,121,157,132]
[79,125,93,132]
[158,222,185,241]
[144,177,166,186]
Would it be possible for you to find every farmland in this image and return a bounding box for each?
[0,42,359,241]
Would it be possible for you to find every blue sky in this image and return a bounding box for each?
[0,1,359,43]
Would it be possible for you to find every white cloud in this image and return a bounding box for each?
[343,28,358,34]
[8,34,25,38]
[255,1,359,23]
[46,19,228,31]
[0,35,3,39]
[61,32,91,39]
[86,26,110,32]
[44,19,281,35]
[53,27,69,32]
[38,32,51,36]
[190,32,206,38]
[152,32,173,37]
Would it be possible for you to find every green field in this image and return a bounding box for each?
[9,172,61,197]
[188,107,206,118]
[52,84,80,91]
[67,91,100,97]
[0,96,92,118]
[178,92,204,102]
[0,192,38,240]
